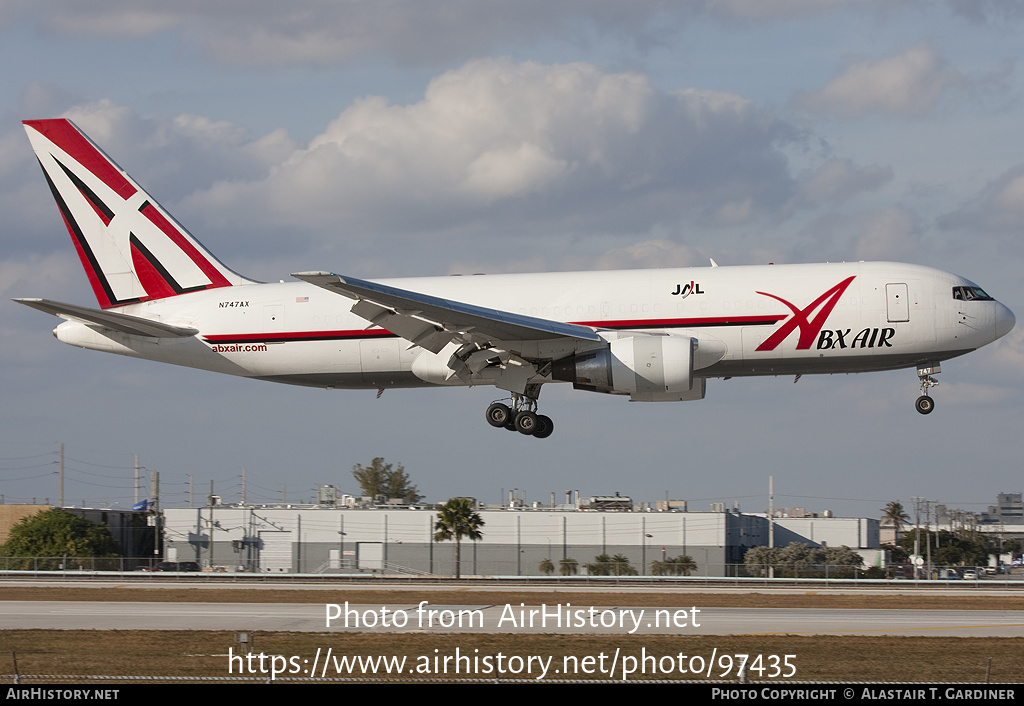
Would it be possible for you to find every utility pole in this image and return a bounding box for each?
[208,480,215,570]
[59,443,64,508]
[768,476,775,579]
[925,500,934,579]
[149,469,161,564]
[913,497,922,581]
[149,470,159,513]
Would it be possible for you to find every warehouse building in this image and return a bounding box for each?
[161,503,877,576]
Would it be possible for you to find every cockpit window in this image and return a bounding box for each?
[952,286,993,301]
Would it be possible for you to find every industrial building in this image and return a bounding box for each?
[161,502,878,576]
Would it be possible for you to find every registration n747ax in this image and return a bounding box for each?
[16,119,1015,438]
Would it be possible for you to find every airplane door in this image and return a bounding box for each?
[886,283,910,323]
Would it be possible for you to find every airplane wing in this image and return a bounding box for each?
[13,298,198,338]
[291,271,601,354]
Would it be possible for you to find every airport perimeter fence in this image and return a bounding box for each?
[0,556,1015,586]
[0,556,167,572]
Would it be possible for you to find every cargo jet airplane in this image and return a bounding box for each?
[15,119,1016,438]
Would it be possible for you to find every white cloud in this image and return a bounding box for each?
[462,143,571,201]
[592,240,702,270]
[0,128,31,182]
[0,252,93,368]
[990,173,1024,227]
[707,0,867,22]
[38,3,180,37]
[942,381,1015,405]
[853,207,919,260]
[0,62,811,279]
[4,1,905,67]
[793,158,893,207]
[947,0,1024,24]
[989,328,1024,372]
[793,43,966,118]
[940,165,1024,235]
[0,251,81,303]
[183,59,799,242]
[53,100,296,201]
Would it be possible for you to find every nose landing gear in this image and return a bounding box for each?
[915,363,940,415]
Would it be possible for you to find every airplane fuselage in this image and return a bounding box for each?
[52,260,1013,391]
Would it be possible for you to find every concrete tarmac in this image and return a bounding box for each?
[3,600,1023,636]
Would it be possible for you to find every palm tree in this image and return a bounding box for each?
[433,497,485,579]
[610,553,638,576]
[585,553,638,576]
[559,557,578,576]
[675,555,697,576]
[882,501,910,540]
[584,553,613,576]
[539,558,555,575]
[651,555,697,576]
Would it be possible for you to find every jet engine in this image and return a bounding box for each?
[551,334,718,401]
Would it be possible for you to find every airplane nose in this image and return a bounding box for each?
[995,301,1015,340]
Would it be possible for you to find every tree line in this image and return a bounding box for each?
[539,554,697,576]
[743,542,865,578]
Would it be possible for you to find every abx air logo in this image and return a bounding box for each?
[755,276,855,351]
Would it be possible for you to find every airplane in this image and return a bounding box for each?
[15,118,1016,438]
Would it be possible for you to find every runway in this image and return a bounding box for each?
[3,600,1023,636]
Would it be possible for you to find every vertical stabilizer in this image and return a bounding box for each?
[23,119,252,309]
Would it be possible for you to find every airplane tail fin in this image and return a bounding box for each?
[23,119,253,309]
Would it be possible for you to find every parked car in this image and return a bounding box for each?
[962,568,979,580]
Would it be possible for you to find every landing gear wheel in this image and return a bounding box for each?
[485,403,512,428]
[515,411,538,435]
[915,364,940,416]
[532,414,554,439]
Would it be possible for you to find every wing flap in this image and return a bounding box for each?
[13,298,198,338]
[350,298,451,354]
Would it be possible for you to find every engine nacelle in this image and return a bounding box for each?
[551,335,704,401]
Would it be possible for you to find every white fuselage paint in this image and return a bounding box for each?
[53,261,1014,394]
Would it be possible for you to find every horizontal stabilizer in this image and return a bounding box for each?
[13,298,198,338]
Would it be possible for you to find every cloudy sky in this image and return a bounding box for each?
[1,1,1022,520]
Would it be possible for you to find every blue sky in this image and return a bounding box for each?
[1,1,1022,519]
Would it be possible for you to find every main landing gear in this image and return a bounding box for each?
[485,391,553,439]
[915,362,940,415]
